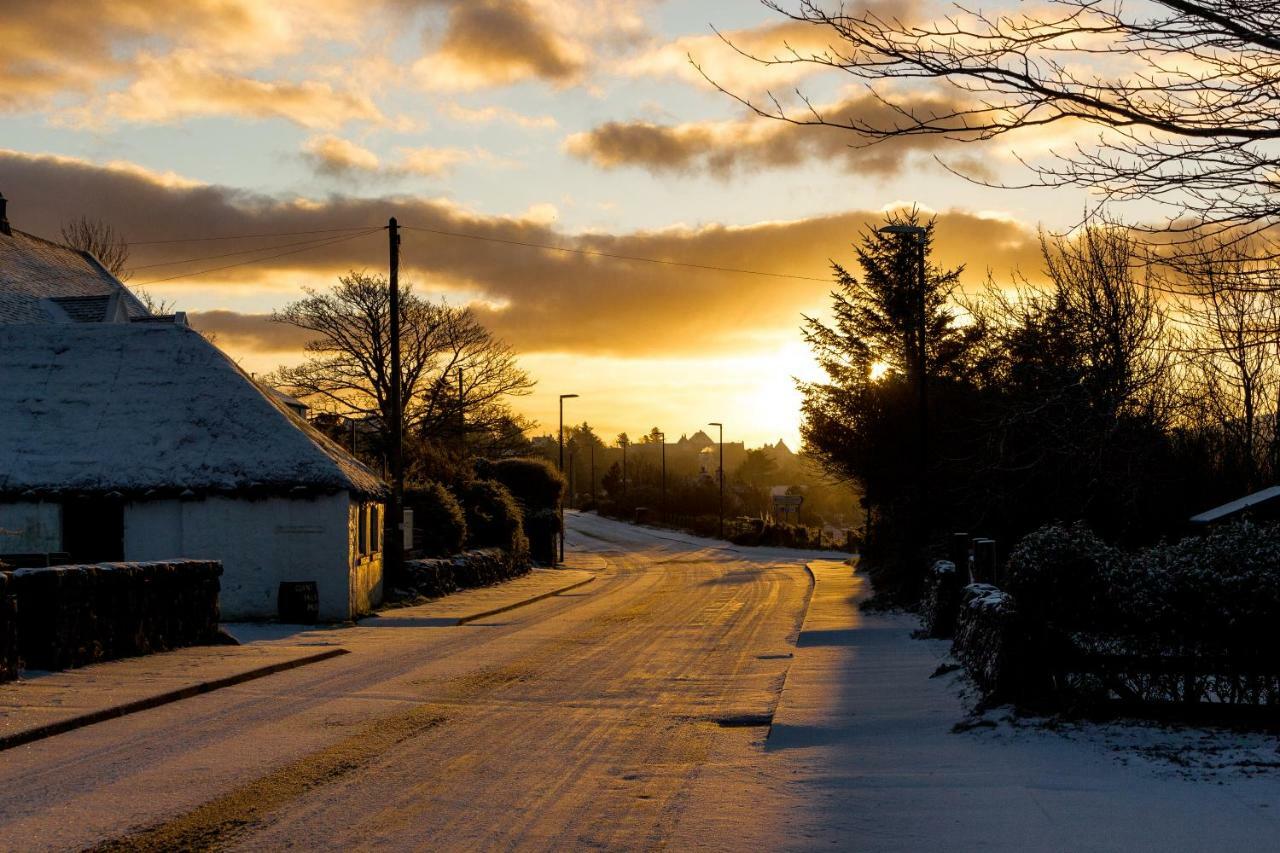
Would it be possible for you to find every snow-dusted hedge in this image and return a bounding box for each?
[1005,522,1123,633]
[920,560,963,638]
[2,560,222,678]
[400,548,531,601]
[953,583,1028,698]
[1008,520,1280,658]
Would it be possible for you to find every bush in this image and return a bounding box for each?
[920,560,963,638]
[404,482,467,557]
[953,583,1036,700]
[456,479,528,555]
[525,508,561,564]
[475,457,565,512]
[1004,522,1123,632]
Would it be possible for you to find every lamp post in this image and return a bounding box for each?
[558,393,579,563]
[708,422,724,539]
[590,441,596,503]
[655,430,666,522]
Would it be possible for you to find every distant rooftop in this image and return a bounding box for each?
[1189,486,1280,524]
[0,226,148,324]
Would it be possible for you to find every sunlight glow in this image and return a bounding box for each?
[869,361,890,381]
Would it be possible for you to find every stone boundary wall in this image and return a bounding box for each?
[0,560,222,680]
[400,549,532,600]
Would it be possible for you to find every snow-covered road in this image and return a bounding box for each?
[0,512,824,851]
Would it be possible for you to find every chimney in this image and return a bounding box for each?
[0,192,9,236]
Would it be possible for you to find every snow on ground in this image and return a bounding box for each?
[673,560,1280,852]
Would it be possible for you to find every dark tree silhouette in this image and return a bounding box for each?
[271,272,534,463]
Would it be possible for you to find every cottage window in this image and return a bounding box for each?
[357,503,368,556]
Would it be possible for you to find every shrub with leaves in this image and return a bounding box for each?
[474,457,565,512]
[456,479,528,555]
[404,482,467,557]
[1004,522,1125,633]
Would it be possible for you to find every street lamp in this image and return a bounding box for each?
[655,430,666,522]
[708,422,724,539]
[619,435,629,496]
[559,393,579,563]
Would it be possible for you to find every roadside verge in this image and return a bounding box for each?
[0,645,347,752]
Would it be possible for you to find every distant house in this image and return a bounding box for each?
[0,209,388,620]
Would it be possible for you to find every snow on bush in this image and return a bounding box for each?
[921,560,962,637]
[1004,522,1123,633]
[953,583,1026,699]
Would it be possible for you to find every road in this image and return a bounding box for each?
[0,512,821,851]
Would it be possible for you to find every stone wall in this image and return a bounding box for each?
[0,559,222,680]
[399,549,532,601]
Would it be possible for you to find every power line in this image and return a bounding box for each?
[131,228,383,285]
[129,231,375,271]
[399,224,830,282]
[127,226,378,246]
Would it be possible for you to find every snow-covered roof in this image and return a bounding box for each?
[0,228,148,323]
[0,323,386,498]
[1189,485,1280,524]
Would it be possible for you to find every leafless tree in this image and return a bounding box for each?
[271,271,534,456]
[1164,238,1280,486]
[60,216,131,279]
[718,1,1280,235]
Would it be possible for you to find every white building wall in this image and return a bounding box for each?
[0,501,61,553]
[123,493,382,621]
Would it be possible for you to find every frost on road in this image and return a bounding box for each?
[0,513,815,851]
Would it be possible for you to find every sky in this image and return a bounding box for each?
[0,0,1094,447]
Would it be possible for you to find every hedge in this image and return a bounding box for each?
[456,479,529,555]
[401,549,532,600]
[405,482,467,557]
[920,560,963,638]
[1,559,222,679]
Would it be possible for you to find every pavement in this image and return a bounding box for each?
[0,566,597,754]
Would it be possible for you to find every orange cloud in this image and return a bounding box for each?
[0,149,1041,358]
[565,90,994,180]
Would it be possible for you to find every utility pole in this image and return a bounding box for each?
[621,438,628,496]
[709,422,724,539]
[558,393,578,563]
[590,441,596,503]
[457,367,465,459]
[387,217,404,585]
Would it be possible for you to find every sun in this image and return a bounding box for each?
[869,361,890,381]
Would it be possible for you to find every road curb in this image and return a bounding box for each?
[455,575,596,625]
[765,561,823,741]
[0,647,349,752]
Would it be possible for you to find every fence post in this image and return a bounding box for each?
[973,538,997,585]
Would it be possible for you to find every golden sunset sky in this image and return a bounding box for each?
[0,0,1097,447]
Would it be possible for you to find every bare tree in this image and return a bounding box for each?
[60,216,131,279]
[271,272,534,460]
[718,1,1280,234]
[1165,238,1280,487]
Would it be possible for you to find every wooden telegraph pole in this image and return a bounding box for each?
[387,217,404,585]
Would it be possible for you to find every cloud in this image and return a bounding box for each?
[0,148,1042,358]
[565,90,993,180]
[439,103,558,129]
[413,0,587,90]
[303,136,383,176]
[300,137,489,178]
[187,310,318,352]
[1,0,382,127]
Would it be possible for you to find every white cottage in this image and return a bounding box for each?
[0,322,388,620]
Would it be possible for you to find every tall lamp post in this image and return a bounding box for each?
[558,393,579,563]
[619,436,629,496]
[879,223,929,553]
[708,422,724,539]
[655,430,666,522]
